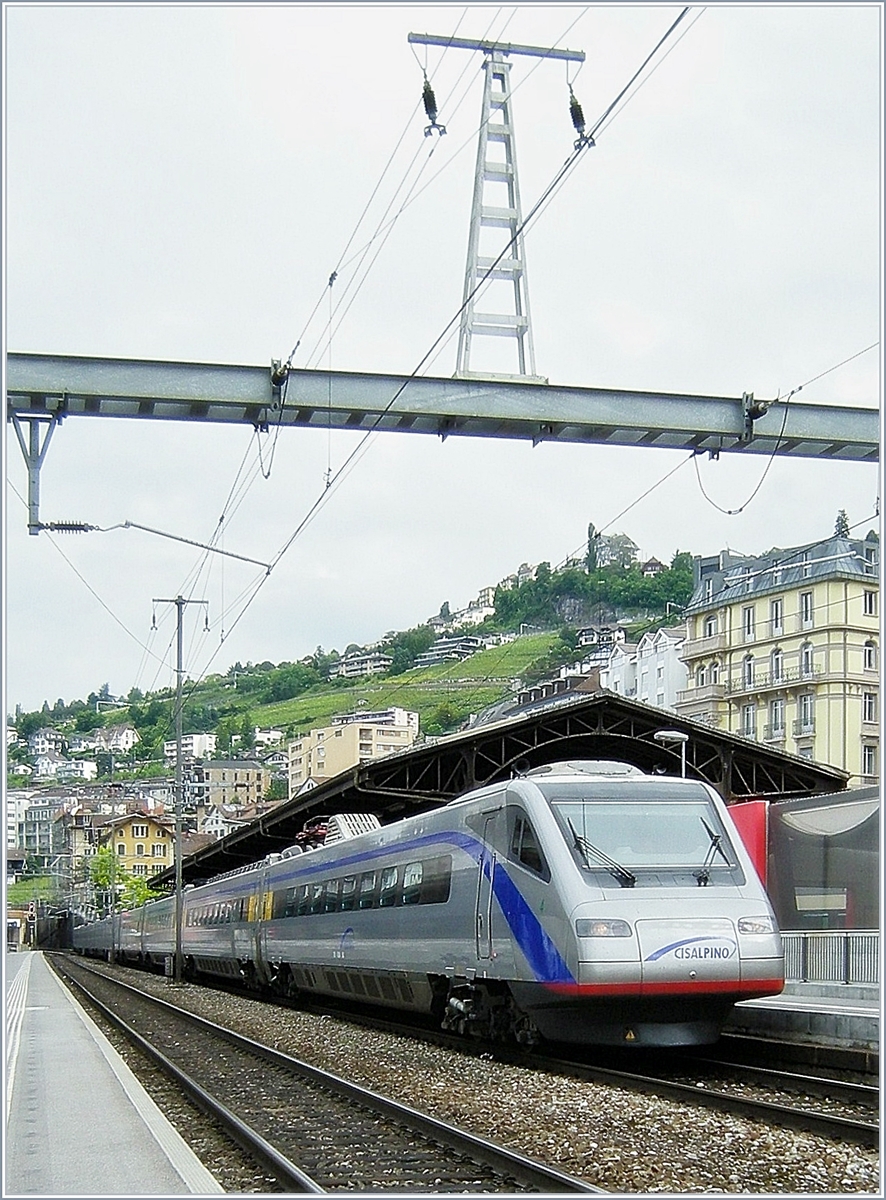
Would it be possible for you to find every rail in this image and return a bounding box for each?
[782,930,879,985]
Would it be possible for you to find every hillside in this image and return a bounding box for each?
[9,547,695,781]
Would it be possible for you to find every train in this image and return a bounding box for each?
[74,760,784,1046]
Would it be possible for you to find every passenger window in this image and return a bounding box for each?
[339,876,357,911]
[324,879,340,913]
[510,813,547,878]
[421,854,452,905]
[309,882,325,914]
[296,884,310,917]
[379,866,399,907]
[357,871,377,909]
[402,862,422,905]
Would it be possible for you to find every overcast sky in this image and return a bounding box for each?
[3,2,882,716]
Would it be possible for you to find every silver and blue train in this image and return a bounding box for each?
[74,760,784,1046]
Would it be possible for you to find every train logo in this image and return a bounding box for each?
[646,936,738,962]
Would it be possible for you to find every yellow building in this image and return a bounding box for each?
[101,813,173,879]
[288,714,418,796]
[676,529,879,786]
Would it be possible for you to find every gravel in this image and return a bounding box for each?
[77,963,881,1194]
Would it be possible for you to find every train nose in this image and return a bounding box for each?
[637,919,740,985]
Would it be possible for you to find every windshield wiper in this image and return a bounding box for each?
[694,816,730,886]
[568,819,636,888]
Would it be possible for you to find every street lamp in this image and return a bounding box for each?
[653,729,689,778]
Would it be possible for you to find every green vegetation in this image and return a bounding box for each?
[250,634,559,735]
[489,552,693,632]
[88,846,154,910]
[7,875,62,906]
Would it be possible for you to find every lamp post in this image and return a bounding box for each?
[653,729,689,777]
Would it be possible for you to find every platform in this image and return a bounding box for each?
[724,980,880,1053]
[4,951,222,1196]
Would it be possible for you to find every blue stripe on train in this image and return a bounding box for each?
[186,829,575,985]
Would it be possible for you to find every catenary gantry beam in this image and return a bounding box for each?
[6,352,879,461]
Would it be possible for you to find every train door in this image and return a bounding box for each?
[255,869,275,984]
[475,808,502,960]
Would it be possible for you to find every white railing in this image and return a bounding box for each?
[782,930,879,985]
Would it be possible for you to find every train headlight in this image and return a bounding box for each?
[738,916,775,935]
[576,918,632,937]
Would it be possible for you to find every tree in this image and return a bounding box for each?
[89,846,125,911]
[586,522,599,571]
[264,777,288,802]
[239,714,255,750]
[74,708,103,732]
[835,509,850,538]
[385,624,436,675]
[15,712,44,740]
[439,601,451,620]
[120,875,154,908]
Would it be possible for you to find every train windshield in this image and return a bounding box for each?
[539,781,742,881]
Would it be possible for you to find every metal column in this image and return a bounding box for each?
[456,52,540,381]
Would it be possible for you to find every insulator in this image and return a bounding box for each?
[569,94,586,136]
[422,79,438,123]
[43,521,94,533]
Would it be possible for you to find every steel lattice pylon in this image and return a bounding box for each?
[456,52,541,382]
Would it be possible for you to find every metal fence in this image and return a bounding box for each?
[782,930,880,985]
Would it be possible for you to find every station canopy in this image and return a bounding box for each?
[153,691,848,888]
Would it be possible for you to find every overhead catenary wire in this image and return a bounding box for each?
[692,341,880,516]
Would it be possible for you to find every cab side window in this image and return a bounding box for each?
[508,810,548,880]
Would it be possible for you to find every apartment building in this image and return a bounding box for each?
[331,707,420,735]
[288,718,417,795]
[327,652,393,680]
[676,529,879,785]
[163,731,217,761]
[605,627,688,711]
[414,636,485,667]
[98,812,174,878]
[188,760,271,808]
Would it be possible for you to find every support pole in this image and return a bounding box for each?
[152,594,209,984]
[10,413,61,534]
[174,596,184,984]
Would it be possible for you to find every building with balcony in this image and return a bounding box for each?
[57,759,99,782]
[28,727,66,757]
[188,760,271,809]
[675,528,879,784]
[327,651,394,680]
[94,724,140,754]
[413,636,485,667]
[288,717,417,796]
[331,707,419,734]
[163,731,217,762]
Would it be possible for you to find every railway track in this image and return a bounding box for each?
[53,957,602,1193]
[186,969,879,1147]
[522,1047,880,1148]
[203,971,879,1147]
